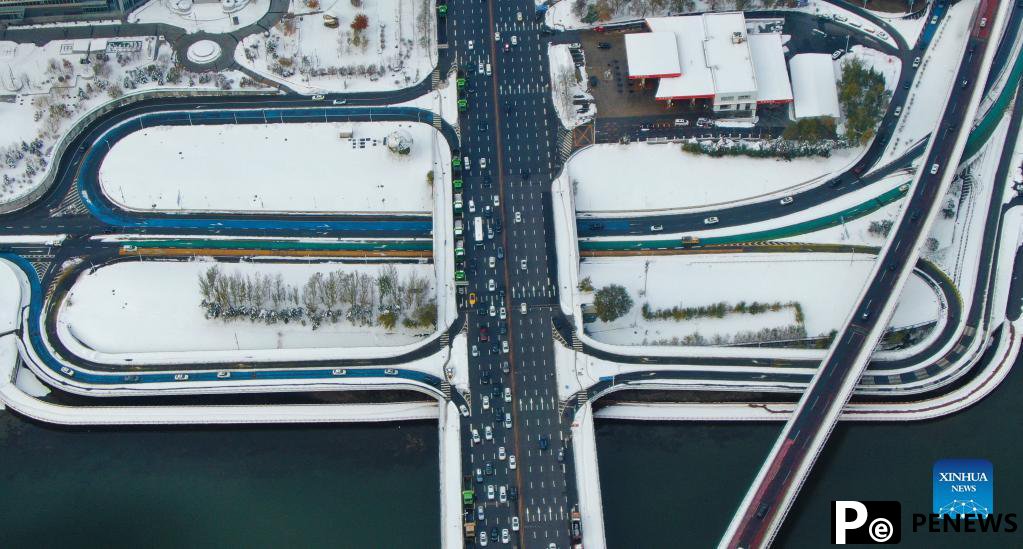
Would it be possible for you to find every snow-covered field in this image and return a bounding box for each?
[879,0,977,165]
[57,260,438,359]
[129,0,271,34]
[236,0,437,94]
[570,141,863,214]
[579,254,940,347]
[99,121,442,213]
[548,44,595,129]
[0,36,265,206]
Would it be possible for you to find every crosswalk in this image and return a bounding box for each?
[49,186,87,217]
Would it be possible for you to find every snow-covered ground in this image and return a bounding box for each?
[570,141,863,215]
[841,45,901,93]
[236,0,437,94]
[0,259,23,333]
[129,0,271,34]
[870,10,928,47]
[57,260,438,362]
[548,44,595,129]
[99,121,442,214]
[878,0,977,166]
[0,36,266,206]
[579,253,940,347]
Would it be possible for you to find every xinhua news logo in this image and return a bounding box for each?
[832,501,901,544]
[909,458,1018,534]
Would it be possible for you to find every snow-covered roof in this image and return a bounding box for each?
[624,32,681,78]
[647,16,715,99]
[789,54,840,118]
[701,12,756,96]
[750,34,793,103]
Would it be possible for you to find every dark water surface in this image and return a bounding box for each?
[0,417,438,549]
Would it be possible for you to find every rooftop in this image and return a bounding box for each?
[624,32,681,79]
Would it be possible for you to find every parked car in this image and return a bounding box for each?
[703,216,719,225]
[779,196,794,205]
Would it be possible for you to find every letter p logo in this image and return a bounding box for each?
[833,501,868,544]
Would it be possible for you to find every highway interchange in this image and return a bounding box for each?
[0,0,1022,548]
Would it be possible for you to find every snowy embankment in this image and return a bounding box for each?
[56,259,441,365]
[578,253,940,348]
[0,36,267,207]
[548,44,595,129]
[570,141,863,216]
[878,0,978,167]
[99,121,442,214]
[129,0,271,34]
[869,10,927,47]
[235,0,437,94]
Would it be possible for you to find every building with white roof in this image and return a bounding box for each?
[624,12,792,116]
[789,54,840,119]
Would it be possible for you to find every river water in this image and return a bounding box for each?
[0,418,439,549]
[597,353,1023,548]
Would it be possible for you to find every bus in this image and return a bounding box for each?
[473,216,484,242]
[455,270,467,286]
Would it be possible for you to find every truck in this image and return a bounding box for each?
[473,216,484,242]
[464,521,476,539]
[571,508,583,546]
[680,236,700,246]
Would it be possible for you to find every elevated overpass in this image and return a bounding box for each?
[720,0,1007,547]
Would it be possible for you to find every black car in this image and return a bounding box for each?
[498,324,507,336]
[508,486,518,501]
[597,42,611,49]
[477,306,486,316]
[494,219,503,233]
[481,372,491,384]
[502,360,510,373]
[588,222,604,231]
[497,246,504,259]
[491,528,499,541]
[539,436,549,450]
[588,75,598,87]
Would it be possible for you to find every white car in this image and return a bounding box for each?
[488,278,496,291]
[512,516,519,531]
[495,31,501,41]
[498,446,506,460]
[913,56,921,68]
[489,256,496,268]
[930,163,940,175]
[514,211,522,223]
[504,413,512,429]
[482,395,491,410]
[501,340,509,354]
[509,455,516,469]
[650,224,663,231]
[472,345,479,357]
[893,106,902,117]
[703,216,719,225]
[520,259,527,270]
[511,36,518,46]
[478,62,484,74]
[499,486,507,503]
[311,94,325,100]
[468,199,476,213]
[516,11,523,21]
[487,484,495,500]
[468,40,475,50]
[485,426,493,440]
[504,387,512,403]
[499,307,507,320]
[486,64,492,76]
[501,528,510,543]
[459,404,470,417]
[489,305,496,317]
[779,196,794,205]
[480,157,488,169]
[480,531,487,546]
[493,194,500,206]
[472,428,481,444]
[520,302,528,315]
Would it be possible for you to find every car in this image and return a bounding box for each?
[491,527,500,543]
[588,75,598,87]
[960,79,969,89]
[930,163,940,174]
[912,56,921,68]
[485,426,493,440]
[488,278,496,291]
[499,307,507,320]
[832,13,847,22]
[480,157,488,169]
[514,211,522,223]
[517,11,523,21]
[472,344,479,357]
[903,81,911,90]
[502,340,509,353]
[509,454,517,469]
[520,259,527,270]
[384,368,398,375]
[493,194,500,206]
[597,42,611,49]
[468,292,477,305]
[485,461,494,475]
[331,99,347,105]
[930,15,938,25]
[832,49,844,60]
[501,361,510,374]
[674,118,689,126]
[480,531,488,546]
[504,387,512,402]
[489,304,497,317]
[980,17,987,27]
[877,31,888,40]
[779,196,794,205]
[472,429,481,444]
[478,61,484,74]
[311,94,325,100]
[477,306,486,316]
[460,405,470,417]
[217,371,231,379]
[539,436,549,450]
[696,117,713,128]
[60,366,75,376]
[497,246,504,259]
[511,35,518,46]
[478,505,485,520]
[486,63,492,76]
[498,446,506,460]
[489,256,496,268]
[468,40,475,50]
[703,216,719,225]
[487,484,495,500]
[174,373,189,381]
[475,468,484,483]
[650,224,663,231]
[481,372,491,385]
[495,31,501,41]
[484,205,493,218]
[893,106,902,117]
[482,395,491,410]
[756,503,770,519]
[589,222,605,231]
[468,199,476,213]
[501,528,510,543]
[499,486,507,503]
[557,448,565,462]
[504,42,510,52]
[520,302,528,315]
[504,413,512,429]
[860,308,871,321]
